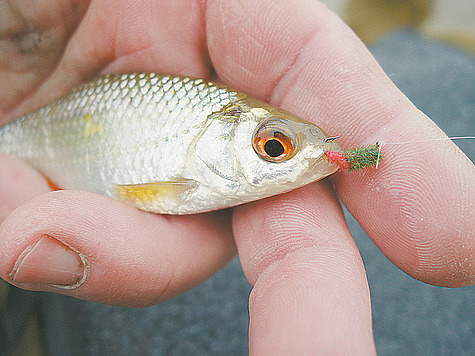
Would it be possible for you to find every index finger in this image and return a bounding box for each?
[207,0,474,287]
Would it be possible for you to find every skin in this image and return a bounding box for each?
[0,0,473,354]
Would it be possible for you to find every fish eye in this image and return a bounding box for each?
[253,120,295,162]
[264,139,284,157]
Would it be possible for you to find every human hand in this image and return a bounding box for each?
[0,0,237,306]
[1,1,473,355]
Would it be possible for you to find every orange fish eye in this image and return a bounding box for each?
[253,121,295,162]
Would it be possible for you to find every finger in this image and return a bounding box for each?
[6,0,209,120]
[233,184,375,354]
[0,154,51,222]
[0,190,235,307]
[206,0,474,287]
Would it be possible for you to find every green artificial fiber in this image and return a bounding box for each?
[344,143,382,171]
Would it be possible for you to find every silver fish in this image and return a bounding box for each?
[0,73,341,214]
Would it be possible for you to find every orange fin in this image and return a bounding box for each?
[45,177,62,191]
[113,179,197,209]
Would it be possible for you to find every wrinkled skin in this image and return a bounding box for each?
[0,1,473,355]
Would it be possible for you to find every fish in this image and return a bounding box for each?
[0,73,342,214]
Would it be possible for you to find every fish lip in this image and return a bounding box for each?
[306,139,338,174]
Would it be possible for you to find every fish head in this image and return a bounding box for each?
[230,99,341,198]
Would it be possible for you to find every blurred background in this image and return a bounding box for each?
[1,1,474,355]
[323,0,475,53]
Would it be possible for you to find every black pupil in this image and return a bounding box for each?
[264,139,284,157]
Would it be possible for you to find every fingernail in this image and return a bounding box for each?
[10,235,86,289]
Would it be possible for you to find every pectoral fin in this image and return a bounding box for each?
[113,179,197,212]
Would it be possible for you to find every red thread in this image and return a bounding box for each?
[324,151,350,170]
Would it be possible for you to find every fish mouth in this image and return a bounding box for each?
[306,137,341,176]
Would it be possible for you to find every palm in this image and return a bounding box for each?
[1,0,211,121]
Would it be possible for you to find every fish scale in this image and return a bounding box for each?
[1,74,235,189]
[0,73,341,214]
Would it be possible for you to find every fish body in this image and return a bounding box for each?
[0,73,340,214]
